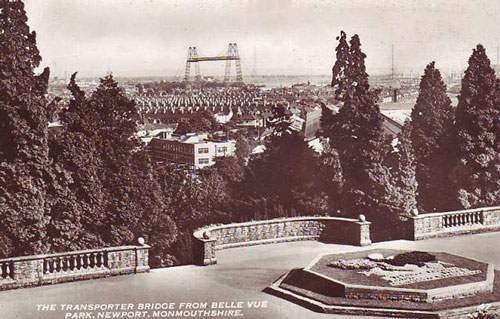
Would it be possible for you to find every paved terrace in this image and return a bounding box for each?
[2,232,500,319]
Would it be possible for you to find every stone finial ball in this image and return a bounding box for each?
[359,214,366,222]
[203,231,211,239]
[412,208,419,217]
[138,237,145,245]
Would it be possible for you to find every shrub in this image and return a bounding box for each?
[386,251,436,267]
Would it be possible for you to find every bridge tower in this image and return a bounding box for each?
[184,43,243,83]
[184,47,201,82]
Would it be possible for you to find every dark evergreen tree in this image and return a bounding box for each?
[410,62,455,212]
[328,34,390,218]
[454,45,500,208]
[331,30,351,101]
[317,142,344,212]
[47,73,105,251]
[85,75,177,250]
[326,33,417,230]
[0,0,52,257]
[50,74,178,264]
[384,122,418,221]
[242,104,326,217]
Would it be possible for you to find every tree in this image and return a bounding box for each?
[331,30,351,101]
[86,75,178,251]
[47,73,105,251]
[328,34,390,217]
[176,110,219,135]
[384,123,418,222]
[410,62,456,212]
[317,142,344,211]
[242,104,326,217]
[0,0,52,257]
[325,32,418,231]
[454,45,500,208]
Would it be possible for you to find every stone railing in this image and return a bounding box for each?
[193,216,371,266]
[0,244,150,291]
[407,206,500,240]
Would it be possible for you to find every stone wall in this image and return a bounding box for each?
[407,206,500,240]
[193,216,371,266]
[0,244,150,291]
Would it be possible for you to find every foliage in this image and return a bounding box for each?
[240,104,327,218]
[330,30,351,101]
[454,45,500,209]
[325,32,417,229]
[410,62,456,212]
[386,251,436,267]
[383,123,418,222]
[0,0,52,257]
[175,110,219,135]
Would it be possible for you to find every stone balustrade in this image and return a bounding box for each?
[193,216,371,266]
[0,244,150,291]
[407,206,500,240]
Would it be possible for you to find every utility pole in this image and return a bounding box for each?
[391,44,395,82]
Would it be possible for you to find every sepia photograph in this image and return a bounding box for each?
[0,0,499,318]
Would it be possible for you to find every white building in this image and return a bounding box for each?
[149,133,236,169]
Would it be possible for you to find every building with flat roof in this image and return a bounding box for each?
[149,133,236,169]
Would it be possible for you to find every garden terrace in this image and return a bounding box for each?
[0,245,150,291]
[408,206,500,240]
[268,249,500,318]
[193,216,371,266]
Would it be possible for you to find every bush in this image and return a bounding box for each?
[386,251,436,267]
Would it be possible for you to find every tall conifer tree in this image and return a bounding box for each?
[0,0,52,256]
[410,62,455,212]
[328,34,389,218]
[454,45,500,208]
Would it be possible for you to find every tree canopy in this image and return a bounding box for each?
[454,45,500,208]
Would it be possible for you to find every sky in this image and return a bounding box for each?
[23,0,500,78]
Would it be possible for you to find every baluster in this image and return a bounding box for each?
[52,258,58,273]
[79,254,85,270]
[459,214,464,226]
[5,263,11,279]
[58,257,64,272]
[66,256,71,272]
[0,263,4,279]
[93,253,98,269]
[443,216,448,228]
[99,252,105,268]
[85,254,91,270]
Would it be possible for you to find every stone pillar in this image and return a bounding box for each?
[194,237,217,266]
[11,258,44,287]
[135,245,151,273]
[107,248,136,275]
[356,221,372,246]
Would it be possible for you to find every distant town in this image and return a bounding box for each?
[46,70,466,170]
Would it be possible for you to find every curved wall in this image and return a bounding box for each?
[193,216,371,266]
